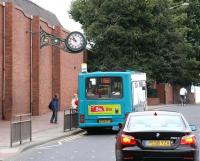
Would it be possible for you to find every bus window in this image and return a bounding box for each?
[86,77,122,99]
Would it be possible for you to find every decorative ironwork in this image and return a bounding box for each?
[40,27,87,53]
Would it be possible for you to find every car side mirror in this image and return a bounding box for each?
[189,124,197,131]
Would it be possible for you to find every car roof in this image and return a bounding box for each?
[128,111,182,117]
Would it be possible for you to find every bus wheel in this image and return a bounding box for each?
[86,128,95,134]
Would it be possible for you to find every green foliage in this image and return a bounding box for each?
[69,0,200,85]
[147,88,158,98]
[184,0,200,85]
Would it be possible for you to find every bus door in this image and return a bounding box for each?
[132,80,147,112]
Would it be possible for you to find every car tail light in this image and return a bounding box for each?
[80,114,84,123]
[180,135,196,145]
[120,134,136,146]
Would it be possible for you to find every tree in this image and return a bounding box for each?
[69,0,196,85]
[184,0,200,85]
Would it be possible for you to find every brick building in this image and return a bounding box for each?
[0,0,86,120]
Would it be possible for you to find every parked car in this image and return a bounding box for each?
[115,111,199,161]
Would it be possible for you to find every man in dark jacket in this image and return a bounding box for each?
[50,94,59,123]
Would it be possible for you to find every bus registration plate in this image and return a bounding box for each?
[98,119,111,123]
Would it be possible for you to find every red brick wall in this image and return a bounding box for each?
[147,98,160,106]
[156,83,165,104]
[156,83,173,104]
[32,16,40,116]
[189,93,195,104]
[173,85,183,104]
[12,6,31,115]
[52,26,61,110]
[164,84,173,104]
[39,22,53,115]
[0,4,3,119]
[156,84,194,104]
[0,2,85,120]
[4,3,14,120]
[60,28,84,109]
[173,86,195,104]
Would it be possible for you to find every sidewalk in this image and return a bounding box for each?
[0,111,83,161]
[146,104,175,111]
[0,104,174,161]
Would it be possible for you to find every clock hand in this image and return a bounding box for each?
[72,36,77,42]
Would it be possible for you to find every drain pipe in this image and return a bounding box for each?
[30,16,33,114]
[2,2,6,120]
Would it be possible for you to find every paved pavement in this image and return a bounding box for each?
[0,111,83,161]
[0,104,173,161]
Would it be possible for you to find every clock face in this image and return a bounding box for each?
[65,31,87,53]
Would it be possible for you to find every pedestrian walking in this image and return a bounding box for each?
[179,87,187,106]
[50,94,59,123]
[70,93,78,112]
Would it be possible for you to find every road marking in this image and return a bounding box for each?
[58,132,86,144]
[35,131,86,150]
[35,144,60,150]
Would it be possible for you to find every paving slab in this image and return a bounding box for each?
[0,111,83,161]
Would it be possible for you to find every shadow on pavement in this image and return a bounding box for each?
[85,128,118,135]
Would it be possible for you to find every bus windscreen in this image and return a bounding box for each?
[86,77,122,99]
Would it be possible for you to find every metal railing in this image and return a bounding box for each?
[10,113,32,147]
[64,109,78,132]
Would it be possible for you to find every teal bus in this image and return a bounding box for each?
[78,71,147,131]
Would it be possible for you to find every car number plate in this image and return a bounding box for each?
[145,140,171,147]
[98,119,111,123]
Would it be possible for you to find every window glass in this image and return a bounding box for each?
[86,77,122,99]
[128,115,186,131]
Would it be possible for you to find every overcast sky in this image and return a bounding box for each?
[30,0,83,32]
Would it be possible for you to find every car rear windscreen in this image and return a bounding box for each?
[127,115,186,132]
